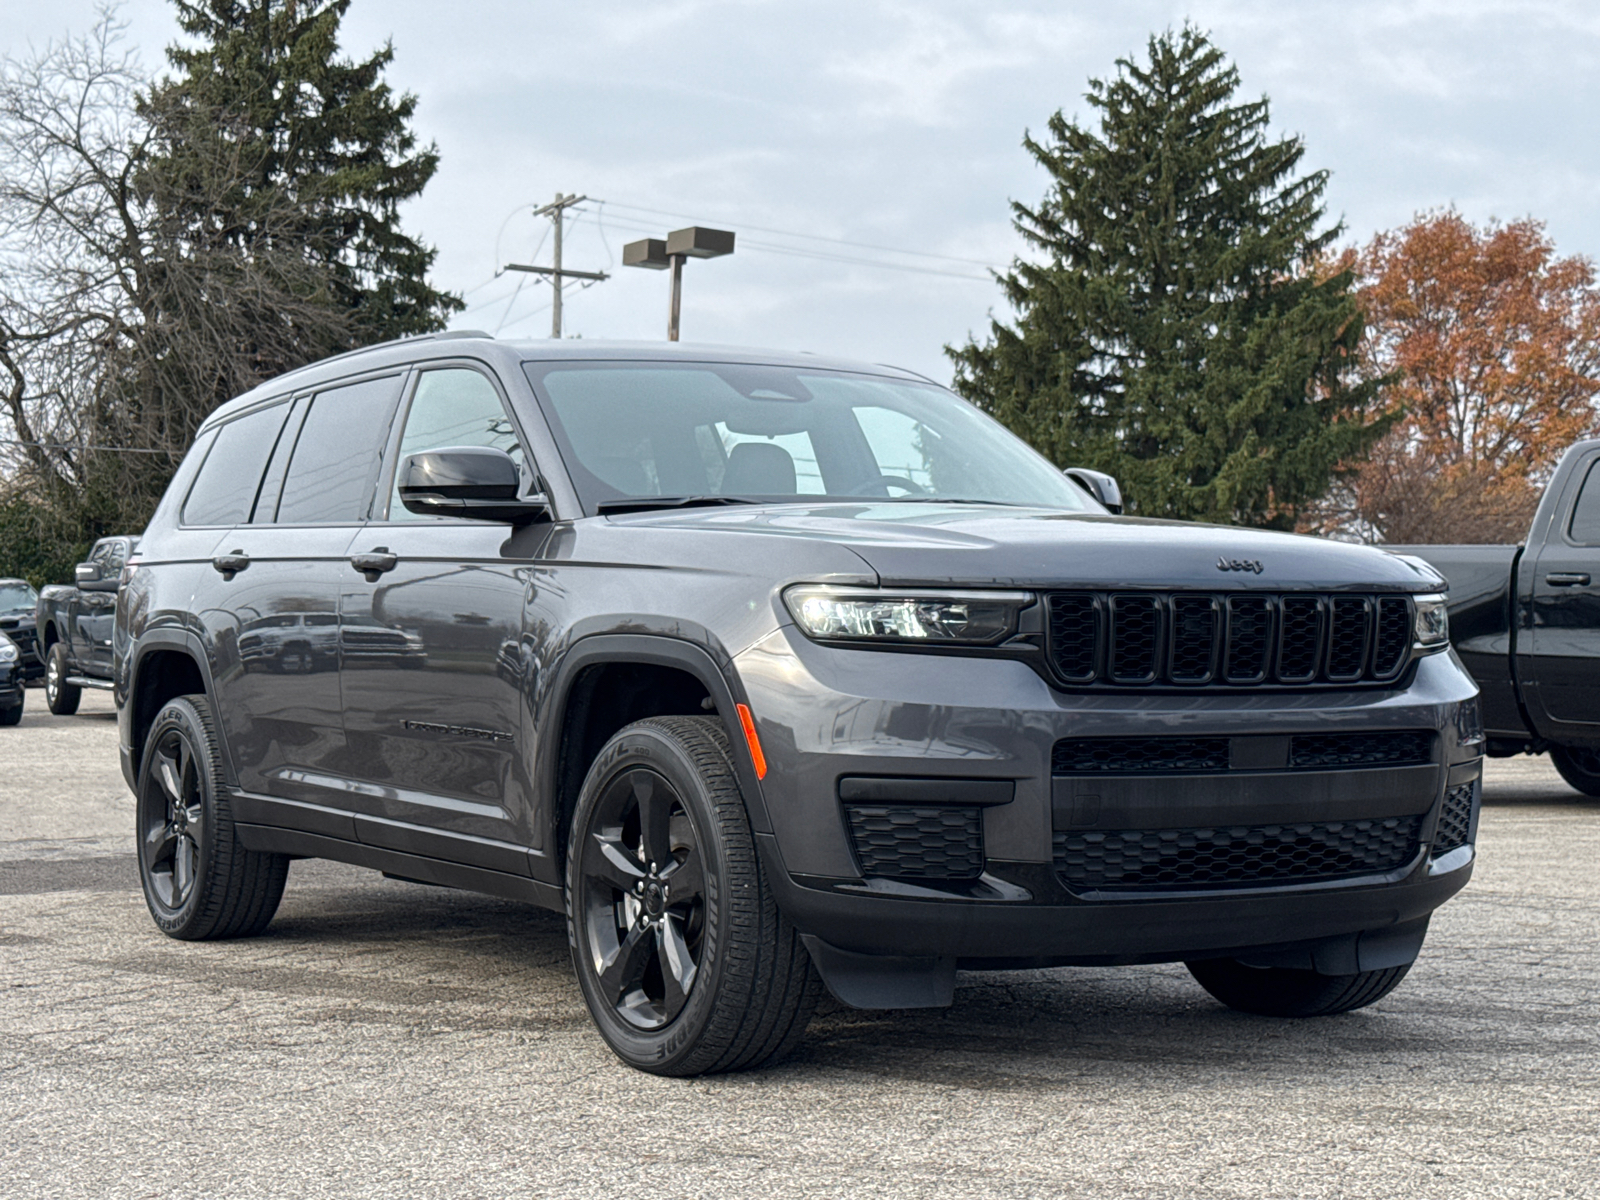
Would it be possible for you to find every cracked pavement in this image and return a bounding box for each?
[2,689,1598,1198]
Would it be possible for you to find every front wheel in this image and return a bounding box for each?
[567,716,821,1076]
[44,643,81,715]
[1186,957,1412,1017]
[1550,745,1600,797]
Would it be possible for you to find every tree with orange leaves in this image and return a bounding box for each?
[1320,211,1600,543]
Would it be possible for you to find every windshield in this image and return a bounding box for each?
[0,582,36,613]
[522,361,1100,514]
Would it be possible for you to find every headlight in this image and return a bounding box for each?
[0,642,16,663]
[1413,594,1449,653]
[784,586,1032,645]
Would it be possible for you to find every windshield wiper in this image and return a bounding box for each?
[596,495,764,516]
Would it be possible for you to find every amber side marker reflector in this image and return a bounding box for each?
[735,703,768,780]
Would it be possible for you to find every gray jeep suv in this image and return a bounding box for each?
[116,335,1481,1074]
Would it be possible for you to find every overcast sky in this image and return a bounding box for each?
[6,0,1599,382]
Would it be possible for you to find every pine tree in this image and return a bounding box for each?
[145,0,460,348]
[948,27,1388,528]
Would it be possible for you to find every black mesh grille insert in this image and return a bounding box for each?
[1043,590,1415,689]
[1169,596,1218,682]
[845,805,984,880]
[1277,596,1323,682]
[1224,596,1273,683]
[1289,731,1433,768]
[1047,593,1099,682]
[1053,815,1424,890]
[1108,595,1160,683]
[1326,597,1372,680]
[1434,781,1477,853]
[1053,737,1232,774]
[1372,597,1412,678]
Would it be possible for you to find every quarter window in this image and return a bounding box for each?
[387,368,525,521]
[274,375,404,525]
[182,403,292,527]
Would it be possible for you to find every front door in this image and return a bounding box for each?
[1525,450,1600,735]
[337,364,548,873]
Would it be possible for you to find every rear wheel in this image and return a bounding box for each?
[1187,957,1412,1017]
[1550,745,1600,797]
[136,694,288,939]
[44,643,81,715]
[567,716,821,1075]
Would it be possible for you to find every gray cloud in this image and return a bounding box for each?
[6,0,1597,382]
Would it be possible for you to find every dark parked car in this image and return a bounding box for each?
[37,536,137,714]
[0,577,42,682]
[1390,438,1600,796]
[0,630,24,725]
[117,335,1481,1075]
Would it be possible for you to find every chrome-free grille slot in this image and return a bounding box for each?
[844,805,984,880]
[1434,781,1477,853]
[1053,737,1232,774]
[1289,731,1433,768]
[1053,815,1424,890]
[1044,591,1415,689]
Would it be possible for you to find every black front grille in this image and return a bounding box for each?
[844,805,984,880]
[1053,737,1231,774]
[1053,815,1424,890]
[1045,591,1414,689]
[1434,781,1477,853]
[1289,731,1434,768]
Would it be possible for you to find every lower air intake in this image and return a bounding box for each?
[1053,815,1424,890]
[845,805,984,880]
[1434,781,1477,854]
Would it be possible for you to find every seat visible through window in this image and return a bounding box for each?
[722,442,796,495]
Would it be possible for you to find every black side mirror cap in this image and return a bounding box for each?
[398,446,551,525]
[1063,467,1123,514]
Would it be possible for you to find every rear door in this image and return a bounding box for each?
[337,363,549,872]
[1525,448,1600,735]
[191,372,406,828]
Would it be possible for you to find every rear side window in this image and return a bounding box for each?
[182,403,292,527]
[1570,460,1600,545]
[274,375,403,525]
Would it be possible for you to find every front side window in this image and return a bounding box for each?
[274,375,404,525]
[386,368,525,521]
[182,403,293,527]
[522,361,1099,514]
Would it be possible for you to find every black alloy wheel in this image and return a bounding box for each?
[44,643,81,715]
[578,765,707,1030]
[136,694,288,940]
[567,716,821,1076]
[1550,745,1600,797]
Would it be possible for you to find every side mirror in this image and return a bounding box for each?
[75,562,101,587]
[1064,467,1123,515]
[398,446,550,525]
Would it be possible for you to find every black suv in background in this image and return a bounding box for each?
[117,335,1481,1075]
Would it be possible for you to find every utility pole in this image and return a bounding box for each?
[503,193,609,338]
[622,227,736,341]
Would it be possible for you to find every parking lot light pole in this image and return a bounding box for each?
[622,226,735,341]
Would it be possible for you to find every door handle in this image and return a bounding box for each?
[1546,573,1591,587]
[212,552,249,580]
[351,549,398,582]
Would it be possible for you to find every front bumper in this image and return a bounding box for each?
[735,628,1481,971]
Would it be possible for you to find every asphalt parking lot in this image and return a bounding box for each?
[2,688,1598,1199]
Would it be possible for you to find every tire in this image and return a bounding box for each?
[44,643,81,715]
[567,715,821,1076]
[1550,745,1600,797]
[136,694,289,940]
[1186,957,1412,1017]
[0,697,21,726]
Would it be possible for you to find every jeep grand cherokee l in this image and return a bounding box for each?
[116,334,1481,1075]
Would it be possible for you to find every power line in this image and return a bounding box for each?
[0,437,174,454]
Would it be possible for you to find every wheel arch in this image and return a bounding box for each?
[543,634,772,876]
[126,632,224,786]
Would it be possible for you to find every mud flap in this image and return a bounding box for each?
[800,934,957,1009]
